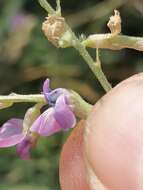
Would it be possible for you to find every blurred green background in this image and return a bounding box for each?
[0,0,143,189]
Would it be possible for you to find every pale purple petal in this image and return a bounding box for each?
[43,78,51,94]
[16,136,31,160]
[30,108,61,136]
[0,119,25,147]
[54,95,76,130]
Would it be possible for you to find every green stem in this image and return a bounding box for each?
[38,0,55,14]
[69,29,112,92]
[0,94,46,103]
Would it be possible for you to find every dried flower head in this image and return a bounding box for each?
[107,10,121,35]
[42,15,66,47]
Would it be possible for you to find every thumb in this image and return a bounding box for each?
[84,73,143,190]
[59,120,105,190]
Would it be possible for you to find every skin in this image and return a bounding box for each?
[59,120,106,190]
[60,73,143,190]
[59,120,90,190]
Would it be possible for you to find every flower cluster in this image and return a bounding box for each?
[0,79,76,159]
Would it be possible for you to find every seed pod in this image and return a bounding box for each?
[42,15,66,47]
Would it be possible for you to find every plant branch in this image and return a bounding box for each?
[67,27,112,92]
[0,94,46,103]
[82,34,143,52]
[39,0,112,92]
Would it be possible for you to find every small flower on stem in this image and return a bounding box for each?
[0,78,76,159]
[30,78,76,136]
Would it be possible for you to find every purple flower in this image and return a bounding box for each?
[30,79,76,136]
[0,79,76,159]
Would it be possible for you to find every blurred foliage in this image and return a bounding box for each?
[0,0,143,189]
